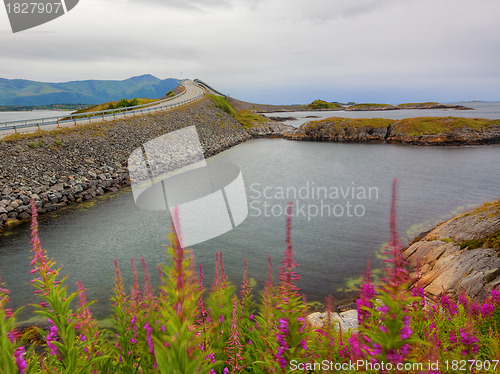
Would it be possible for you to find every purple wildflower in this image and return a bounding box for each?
[481,303,495,318]
[440,294,458,317]
[356,262,376,325]
[144,323,154,355]
[276,318,290,369]
[400,315,412,340]
[348,334,363,359]
[46,319,59,357]
[460,329,479,356]
[491,288,500,305]
[458,291,468,307]
[224,296,245,372]
[14,346,27,374]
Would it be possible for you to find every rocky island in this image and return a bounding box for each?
[285,116,500,145]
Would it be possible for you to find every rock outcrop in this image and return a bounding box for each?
[246,122,296,138]
[403,200,500,301]
[0,98,251,232]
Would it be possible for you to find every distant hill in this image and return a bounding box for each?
[0,74,181,105]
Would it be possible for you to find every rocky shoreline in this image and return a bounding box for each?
[0,98,251,232]
[404,200,500,301]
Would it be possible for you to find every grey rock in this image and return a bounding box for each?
[306,310,358,331]
[405,201,500,301]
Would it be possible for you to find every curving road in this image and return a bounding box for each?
[0,79,207,138]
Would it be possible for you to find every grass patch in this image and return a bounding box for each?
[208,95,266,129]
[347,103,395,110]
[305,117,393,130]
[392,117,499,136]
[208,95,236,116]
[460,230,500,251]
[397,102,439,108]
[307,100,343,110]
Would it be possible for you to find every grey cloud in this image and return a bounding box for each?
[281,0,401,23]
[125,0,261,12]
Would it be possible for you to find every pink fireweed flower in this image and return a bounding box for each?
[276,318,290,369]
[338,341,349,359]
[30,199,57,284]
[458,291,468,307]
[459,329,479,356]
[481,302,495,318]
[348,333,363,359]
[440,293,458,317]
[400,315,412,340]
[279,202,300,296]
[197,264,212,326]
[144,323,154,355]
[491,288,500,305]
[356,261,376,325]
[412,286,426,308]
[14,346,27,374]
[224,296,245,372]
[46,319,59,357]
[383,179,409,287]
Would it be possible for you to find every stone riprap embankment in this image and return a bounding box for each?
[0,98,251,232]
[403,200,500,301]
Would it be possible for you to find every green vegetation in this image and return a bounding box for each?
[306,117,393,130]
[307,100,343,110]
[208,95,265,129]
[440,237,453,243]
[208,95,236,116]
[392,117,499,136]
[27,140,43,149]
[460,230,500,251]
[107,98,139,110]
[3,191,500,373]
[347,103,395,110]
[397,102,439,109]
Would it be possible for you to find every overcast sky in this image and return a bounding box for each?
[1,0,499,104]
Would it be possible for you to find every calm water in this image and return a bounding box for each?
[0,110,73,124]
[267,101,500,127]
[0,140,499,319]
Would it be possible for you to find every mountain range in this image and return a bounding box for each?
[0,74,181,105]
